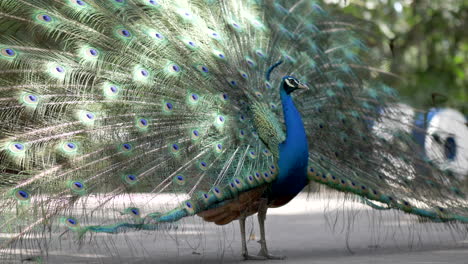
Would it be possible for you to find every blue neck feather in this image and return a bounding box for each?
[270,81,309,196]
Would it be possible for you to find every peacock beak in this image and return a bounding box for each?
[297,83,309,90]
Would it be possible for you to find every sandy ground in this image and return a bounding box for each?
[2,193,467,264]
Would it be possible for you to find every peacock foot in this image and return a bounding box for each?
[242,253,267,260]
[257,249,286,260]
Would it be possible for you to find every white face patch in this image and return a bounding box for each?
[285,78,297,88]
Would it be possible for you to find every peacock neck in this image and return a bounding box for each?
[270,88,309,197]
[280,89,307,145]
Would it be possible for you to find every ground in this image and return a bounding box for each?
[4,193,468,264]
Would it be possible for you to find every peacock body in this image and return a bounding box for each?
[0,0,466,262]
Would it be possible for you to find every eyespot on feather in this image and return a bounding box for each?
[61,217,80,230]
[13,189,31,201]
[36,13,54,23]
[7,142,26,155]
[1,48,17,59]
[123,174,138,185]
[198,161,208,171]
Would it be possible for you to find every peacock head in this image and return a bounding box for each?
[266,60,308,95]
[281,76,309,95]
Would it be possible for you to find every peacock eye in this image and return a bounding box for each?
[289,78,298,86]
[285,78,298,88]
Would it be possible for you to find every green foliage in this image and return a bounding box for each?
[325,0,468,114]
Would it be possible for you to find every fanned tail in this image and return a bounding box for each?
[0,0,466,262]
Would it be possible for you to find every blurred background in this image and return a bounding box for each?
[323,0,467,115]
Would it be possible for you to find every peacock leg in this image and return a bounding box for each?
[257,199,286,260]
[239,216,266,260]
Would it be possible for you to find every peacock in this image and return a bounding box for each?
[0,0,466,262]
